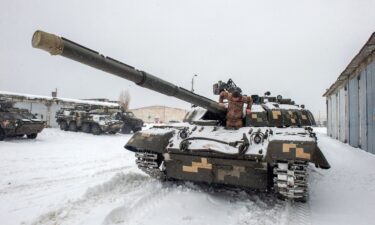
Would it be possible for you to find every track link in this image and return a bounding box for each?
[135,152,166,180]
[274,161,308,201]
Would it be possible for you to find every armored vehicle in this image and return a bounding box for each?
[56,106,123,135]
[89,106,144,134]
[0,99,44,140]
[114,111,144,134]
[32,30,330,201]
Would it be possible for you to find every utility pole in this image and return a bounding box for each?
[191,74,198,92]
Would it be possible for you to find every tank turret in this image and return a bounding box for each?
[32,30,226,117]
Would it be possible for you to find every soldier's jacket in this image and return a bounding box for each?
[219,91,253,128]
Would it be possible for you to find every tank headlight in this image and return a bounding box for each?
[179,129,189,139]
[254,134,262,144]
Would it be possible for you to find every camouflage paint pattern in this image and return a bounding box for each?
[265,140,330,169]
[164,153,269,189]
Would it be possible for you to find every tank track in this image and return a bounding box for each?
[135,152,166,180]
[274,161,308,201]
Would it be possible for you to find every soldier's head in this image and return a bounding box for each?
[232,88,242,98]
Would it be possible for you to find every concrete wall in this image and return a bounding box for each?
[131,106,188,123]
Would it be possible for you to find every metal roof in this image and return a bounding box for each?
[0,90,119,108]
[323,32,375,97]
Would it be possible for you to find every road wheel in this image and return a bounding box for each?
[69,121,78,132]
[60,121,68,131]
[91,124,102,135]
[121,125,132,134]
[27,133,38,139]
[0,128,5,141]
[81,123,91,133]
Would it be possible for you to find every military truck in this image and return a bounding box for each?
[32,30,330,202]
[114,111,144,134]
[0,99,45,140]
[56,107,123,135]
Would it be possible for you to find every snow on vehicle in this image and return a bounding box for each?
[32,30,330,201]
[0,99,44,140]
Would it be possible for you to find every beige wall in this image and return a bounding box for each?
[131,105,188,123]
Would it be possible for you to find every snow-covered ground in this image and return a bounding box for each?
[0,128,374,225]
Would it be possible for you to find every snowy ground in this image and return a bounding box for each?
[0,128,375,225]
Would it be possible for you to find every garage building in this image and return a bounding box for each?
[323,32,375,154]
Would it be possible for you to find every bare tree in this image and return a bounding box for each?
[118,90,131,112]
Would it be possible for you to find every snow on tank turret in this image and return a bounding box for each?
[32,30,330,202]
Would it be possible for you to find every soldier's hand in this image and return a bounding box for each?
[246,109,251,115]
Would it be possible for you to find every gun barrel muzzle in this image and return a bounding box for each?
[32,30,64,55]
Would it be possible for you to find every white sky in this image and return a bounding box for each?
[1,0,374,116]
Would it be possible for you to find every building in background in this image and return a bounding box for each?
[131,105,188,123]
[323,32,375,154]
[0,91,119,128]
[313,112,327,127]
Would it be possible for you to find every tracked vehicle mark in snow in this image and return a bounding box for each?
[286,201,312,225]
[30,172,153,225]
[0,166,130,195]
[31,171,291,225]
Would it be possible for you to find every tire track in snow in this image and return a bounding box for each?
[29,172,152,225]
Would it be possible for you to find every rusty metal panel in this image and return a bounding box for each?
[348,77,360,147]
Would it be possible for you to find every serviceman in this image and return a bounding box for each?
[219,88,252,129]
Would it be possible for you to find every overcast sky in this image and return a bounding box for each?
[1,0,374,116]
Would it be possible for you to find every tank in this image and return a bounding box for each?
[32,30,330,201]
[0,99,45,140]
[55,105,124,135]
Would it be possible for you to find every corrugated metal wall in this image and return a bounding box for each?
[328,59,374,154]
[338,88,347,142]
[328,93,338,139]
[359,69,367,150]
[366,60,375,154]
[348,77,359,147]
[333,92,339,139]
[327,86,349,143]
[327,96,332,136]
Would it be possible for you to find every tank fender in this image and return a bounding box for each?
[125,130,175,153]
[265,140,330,169]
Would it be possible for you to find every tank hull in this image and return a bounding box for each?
[126,122,330,200]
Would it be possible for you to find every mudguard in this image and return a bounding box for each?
[265,140,330,169]
[125,130,175,153]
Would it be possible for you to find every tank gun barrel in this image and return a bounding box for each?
[31,30,226,115]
